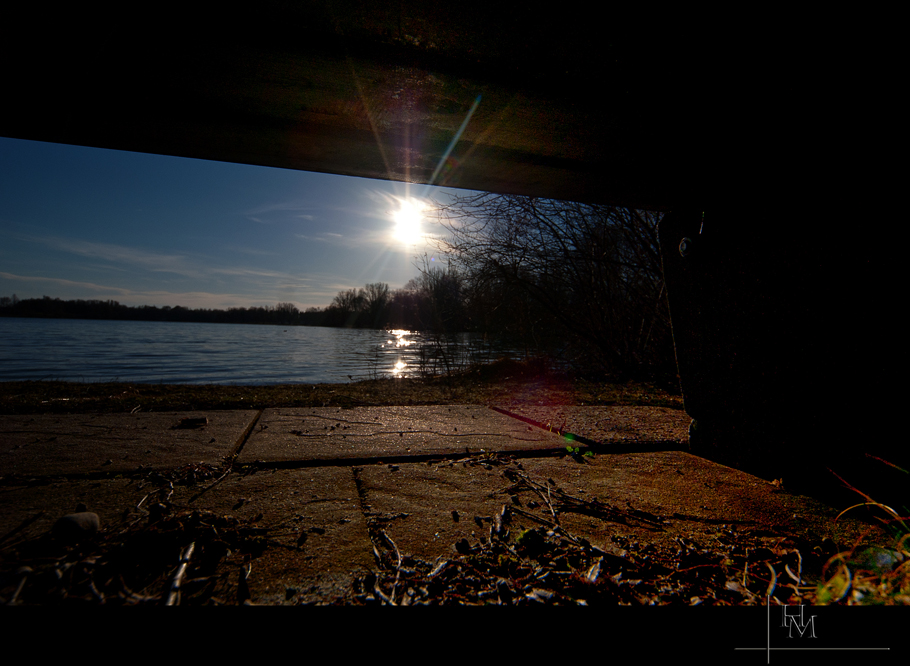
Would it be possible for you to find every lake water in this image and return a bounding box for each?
[0,318,510,384]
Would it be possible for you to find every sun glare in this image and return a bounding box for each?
[392,198,425,245]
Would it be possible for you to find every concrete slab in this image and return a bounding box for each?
[0,411,259,477]
[187,467,374,605]
[354,451,884,568]
[513,453,878,549]
[353,459,516,562]
[239,406,565,464]
[0,466,375,606]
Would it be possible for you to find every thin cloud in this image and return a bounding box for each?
[220,245,280,257]
[244,201,320,225]
[22,235,204,278]
[296,232,344,243]
[209,267,312,283]
[0,271,132,295]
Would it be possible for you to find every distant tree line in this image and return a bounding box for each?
[317,272,468,331]
[0,295,309,326]
[0,275,470,332]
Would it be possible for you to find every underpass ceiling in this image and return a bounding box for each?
[0,3,864,211]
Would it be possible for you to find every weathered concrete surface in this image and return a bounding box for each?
[187,467,374,605]
[0,406,890,605]
[238,405,566,464]
[0,411,258,477]
[492,405,691,447]
[352,452,882,569]
[0,477,152,544]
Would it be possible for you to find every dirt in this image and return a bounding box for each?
[0,361,684,415]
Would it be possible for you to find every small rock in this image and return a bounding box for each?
[53,512,100,542]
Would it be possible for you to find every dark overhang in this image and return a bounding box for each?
[0,3,867,211]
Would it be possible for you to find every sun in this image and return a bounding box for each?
[392,198,425,245]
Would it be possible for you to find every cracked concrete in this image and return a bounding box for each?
[238,405,565,463]
[0,405,888,604]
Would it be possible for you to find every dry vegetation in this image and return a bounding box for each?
[0,358,683,415]
[2,458,905,606]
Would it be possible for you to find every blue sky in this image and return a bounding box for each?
[0,137,465,311]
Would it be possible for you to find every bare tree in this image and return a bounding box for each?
[411,259,467,334]
[431,192,673,378]
[273,302,299,325]
[360,282,390,328]
[330,288,365,327]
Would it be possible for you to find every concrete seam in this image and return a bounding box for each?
[350,466,384,569]
[488,405,687,453]
[230,409,264,459]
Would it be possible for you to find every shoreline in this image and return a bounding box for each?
[0,364,684,415]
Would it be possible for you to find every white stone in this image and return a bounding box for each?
[53,512,100,541]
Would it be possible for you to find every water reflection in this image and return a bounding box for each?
[377,329,423,378]
[368,328,509,380]
[383,329,415,348]
[0,318,519,384]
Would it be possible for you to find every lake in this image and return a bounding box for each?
[0,317,510,384]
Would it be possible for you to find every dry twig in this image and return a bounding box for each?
[165,542,196,606]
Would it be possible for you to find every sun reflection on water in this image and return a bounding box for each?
[386,329,415,347]
[380,330,416,377]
